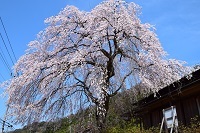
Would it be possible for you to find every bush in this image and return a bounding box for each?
[178,116,200,133]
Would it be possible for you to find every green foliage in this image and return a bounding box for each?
[106,118,160,133]
[9,89,200,133]
[178,116,200,133]
[9,88,146,133]
[106,119,141,133]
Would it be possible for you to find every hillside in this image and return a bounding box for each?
[9,88,142,133]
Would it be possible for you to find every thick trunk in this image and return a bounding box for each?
[95,55,113,132]
[96,93,109,133]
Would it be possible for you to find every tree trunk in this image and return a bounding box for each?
[96,93,110,133]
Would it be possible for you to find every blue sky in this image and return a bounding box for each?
[0,0,200,129]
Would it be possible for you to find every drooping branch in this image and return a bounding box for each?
[110,70,134,97]
[4,1,191,130]
[73,72,98,104]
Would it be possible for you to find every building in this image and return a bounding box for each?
[135,69,200,131]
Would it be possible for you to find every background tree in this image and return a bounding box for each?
[4,0,191,132]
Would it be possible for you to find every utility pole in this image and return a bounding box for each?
[1,120,5,133]
[2,105,8,133]
[0,119,14,133]
[1,105,14,133]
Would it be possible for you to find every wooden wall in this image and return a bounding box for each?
[141,95,200,129]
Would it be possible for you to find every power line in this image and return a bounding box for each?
[0,51,12,74]
[0,17,17,62]
[0,72,6,81]
[0,33,12,74]
[0,40,8,65]
[0,33,15,65]
[0,35,10,74]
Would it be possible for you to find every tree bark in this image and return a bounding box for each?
[96,93,110,133]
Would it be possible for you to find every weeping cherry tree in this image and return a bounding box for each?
[4,0,191,132]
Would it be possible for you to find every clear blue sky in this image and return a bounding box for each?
[0,0,200,129]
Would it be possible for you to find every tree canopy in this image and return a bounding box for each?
[4,0,191,131]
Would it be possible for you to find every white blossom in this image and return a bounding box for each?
[3,0,191,127]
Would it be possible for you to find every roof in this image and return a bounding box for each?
[134,69,200,114]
